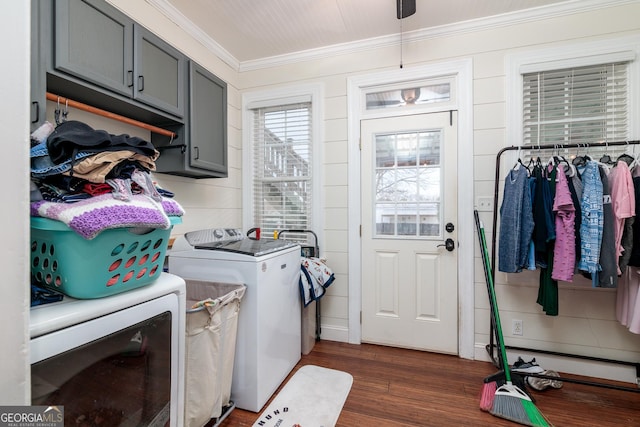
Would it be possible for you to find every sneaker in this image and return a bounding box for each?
[526,370,563,391]
[512,357,545,374]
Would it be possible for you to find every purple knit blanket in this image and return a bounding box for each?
[31,194,184,240]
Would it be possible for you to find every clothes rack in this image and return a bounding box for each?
[45,92,177,139]
[488,139,640,393]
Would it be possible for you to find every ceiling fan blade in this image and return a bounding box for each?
[397,0,416,19]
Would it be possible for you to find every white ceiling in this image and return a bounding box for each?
[152,0,617,67]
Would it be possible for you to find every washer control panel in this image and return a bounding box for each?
[184,228,244,246]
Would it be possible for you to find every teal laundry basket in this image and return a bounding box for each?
[30,216,181,299]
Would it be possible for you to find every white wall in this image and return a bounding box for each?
[11,1,640,397]
[237,2,640,380]
[2,1,31,403]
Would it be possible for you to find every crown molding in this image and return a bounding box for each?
[146,0,635,73]
[145,0,240,71]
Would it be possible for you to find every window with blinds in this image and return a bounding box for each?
[522,62,629,146]
[251,102,312,238]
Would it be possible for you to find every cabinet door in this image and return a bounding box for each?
[54,0,134,98]
[133,25,185,118]
[30,0,47,132]
[188,62,228,176]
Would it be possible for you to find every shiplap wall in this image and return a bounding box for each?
[11,2,640,396]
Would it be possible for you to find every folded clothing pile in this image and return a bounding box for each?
[30,120,183,239]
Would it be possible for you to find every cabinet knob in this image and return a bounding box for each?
[138,75,144,92]
[127,71,134,88]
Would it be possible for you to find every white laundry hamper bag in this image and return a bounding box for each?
[184,280,246,427]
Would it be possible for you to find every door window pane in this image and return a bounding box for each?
[373,130,442,238]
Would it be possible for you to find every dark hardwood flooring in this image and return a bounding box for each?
[216,340,640,427]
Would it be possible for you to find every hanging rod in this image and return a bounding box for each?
[491,140,640,276]
[46,92,177,139]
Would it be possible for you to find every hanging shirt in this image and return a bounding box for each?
[531,162,555,268]
[616,266,640,334]
[552,166,576,282]
[627,177,640,267]
[498,166,534,273]
[577,161,603,281]
[537,164,558,316]
[598,167,617,288]
[567,175,582,271]
[608,160,636,275]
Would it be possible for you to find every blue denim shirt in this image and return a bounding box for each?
[577,161,603,276]
[499,166,534,273]
[30,139,92,178]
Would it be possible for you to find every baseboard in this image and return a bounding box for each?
[474,343,638,385]
[316,325,349,344]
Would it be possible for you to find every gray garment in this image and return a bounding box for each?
[571,174,583,203]
[599,167,618,288]
[499,166,534,273]
[619,217,635,273]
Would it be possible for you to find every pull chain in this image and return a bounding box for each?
[399,0,404,68]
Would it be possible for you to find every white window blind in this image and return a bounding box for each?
[523,62,629,145]
[252,102,312,238]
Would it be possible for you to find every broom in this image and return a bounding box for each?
[475,211,530,411]
[475,210,552,427]
[475,209,505,411]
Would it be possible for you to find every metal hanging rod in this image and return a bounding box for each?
[491,140,640,275]
[46,92,177,139]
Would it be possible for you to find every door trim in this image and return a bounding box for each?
[347,59,475,359]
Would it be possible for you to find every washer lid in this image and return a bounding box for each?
[194,238,298,256]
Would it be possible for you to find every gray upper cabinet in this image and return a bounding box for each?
[53,0,185,118]
[133,26,185,118]
[31,0,47,132]
[154,62,228,178]
[189,62,227,175]
[54,0,133,98]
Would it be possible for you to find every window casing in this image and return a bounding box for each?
[507,35,640,149]
[243,84,323,246]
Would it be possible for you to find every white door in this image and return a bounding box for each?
[361,111,458,354]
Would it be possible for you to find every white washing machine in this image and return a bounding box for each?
[169,229,301,413]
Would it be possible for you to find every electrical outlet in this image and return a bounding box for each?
[512,319,523,336]
[476,197,494,211]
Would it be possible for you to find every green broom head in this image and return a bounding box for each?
[491,382,552,427]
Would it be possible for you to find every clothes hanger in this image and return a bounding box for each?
[616,141,636,167]
[512,146,522,170]
[54,97,61,126]
[599,141,614,165]
[572,143,587,167]
[557,155,576,177]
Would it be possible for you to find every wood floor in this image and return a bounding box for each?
[216,340,640,427]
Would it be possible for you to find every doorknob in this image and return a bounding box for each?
[437,238,455,252]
